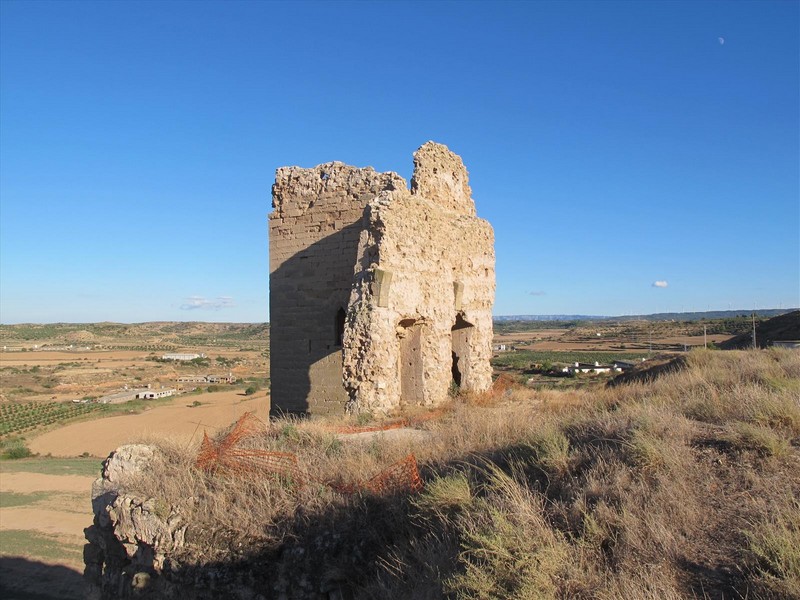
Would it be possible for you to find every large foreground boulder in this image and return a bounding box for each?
[85,444,190,599]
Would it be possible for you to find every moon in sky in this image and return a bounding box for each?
[718,37,725,45]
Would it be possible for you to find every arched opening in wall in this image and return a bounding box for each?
[451,314,474,392]
[398,318,424,406]
[335,308,346,347]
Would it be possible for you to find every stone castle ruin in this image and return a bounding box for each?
[269,142,495,415]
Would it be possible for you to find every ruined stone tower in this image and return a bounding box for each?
[269,142,495,415]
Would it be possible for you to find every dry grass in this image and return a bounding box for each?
[746,497,800,599]
[444,465,570,600]
[118,349,800,598]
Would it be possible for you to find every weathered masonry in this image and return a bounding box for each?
[269,142,495,415]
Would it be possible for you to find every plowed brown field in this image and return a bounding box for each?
[29,390,270,457]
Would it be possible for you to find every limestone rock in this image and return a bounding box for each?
[103,444,155,483]
[91,444,155,527]
[86,444,187,598]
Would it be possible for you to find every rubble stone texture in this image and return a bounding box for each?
[269,142,495,415]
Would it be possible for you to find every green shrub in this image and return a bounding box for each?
[0,437,33,460]
[356,411,374,426]
[414,472,472,517]
[524,426,570,474]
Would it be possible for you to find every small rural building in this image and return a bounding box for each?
[161,353,206,361]
[563,362,614,375]
[136,388,176,400]
[98,389,149,404]
[612,360,636,371]
[177,373,237,384]
[772,340,800,349]
[206,373,236,384]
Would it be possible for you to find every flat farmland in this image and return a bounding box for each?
[493,328,568,343]
[29,388,270,457]
[494,321,735,353]
[1,347,268,405]
[515,333,732,352]
[0,457,100,599]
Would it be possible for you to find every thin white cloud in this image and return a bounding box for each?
[180,296,235,311]
[652,281,669,289]
[529,290,547,297]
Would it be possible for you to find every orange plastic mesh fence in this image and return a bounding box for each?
[408,407,447,427]
[196,411,263,471]
[363,453,423,494]
[195,413,423,496]
[328,454,422,496]
[333,419,410,435]
[332,407,448,435]
[196,412,304,481]
[491,373,517,396]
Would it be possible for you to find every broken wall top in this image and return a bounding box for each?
[272,141,478,219]
[411,141,476,216]
[272,162,407,218]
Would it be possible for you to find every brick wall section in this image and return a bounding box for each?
[269,162,406,415]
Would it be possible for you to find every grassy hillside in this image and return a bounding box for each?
[720,310,800,349]
[118,348,800,599]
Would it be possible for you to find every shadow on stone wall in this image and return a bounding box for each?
[270,221,365,417]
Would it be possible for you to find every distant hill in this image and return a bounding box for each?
[494,308,797,323]
[494,314,605,322]
[719,310,800,349]
[0,322,269,346]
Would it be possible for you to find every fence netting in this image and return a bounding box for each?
[195,412,423,496]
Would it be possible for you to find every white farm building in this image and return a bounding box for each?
[135,388,176,400]
[161,353,206,361]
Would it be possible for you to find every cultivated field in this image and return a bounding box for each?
[493,321,734,352]
[29,389,270,457]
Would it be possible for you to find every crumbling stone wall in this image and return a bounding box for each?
[269,164,405,415]
[269,142,495,415]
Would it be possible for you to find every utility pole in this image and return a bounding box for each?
[752,312,757,349]
[704,324,707,349]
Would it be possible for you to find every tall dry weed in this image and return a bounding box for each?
[745,498,800,599]
[444,464,570,600]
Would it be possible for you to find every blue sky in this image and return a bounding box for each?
[1,0,797,323]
